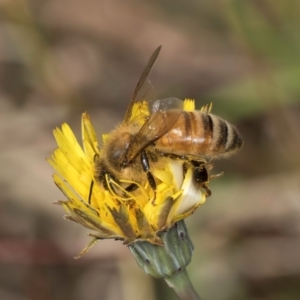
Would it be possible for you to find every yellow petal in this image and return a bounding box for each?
[183,99,195,111]
[171,168,206,219]
[49,101,211,253]
[81,112,99,160]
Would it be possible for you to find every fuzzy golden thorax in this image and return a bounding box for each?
[94,123,148,185]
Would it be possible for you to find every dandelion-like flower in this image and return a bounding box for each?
[48,46,243,300]
[47,100,207,259]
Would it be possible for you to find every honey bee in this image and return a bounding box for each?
[91,45,243,199]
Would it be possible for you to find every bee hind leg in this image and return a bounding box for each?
[141,151,156,201]
[201,183,212,197]
[191,161,208,183]
[191,161,212,197]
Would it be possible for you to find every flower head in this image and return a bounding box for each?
[48,100,207,258]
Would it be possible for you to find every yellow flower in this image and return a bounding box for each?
[48,100,207,258]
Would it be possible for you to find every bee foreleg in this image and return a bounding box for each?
[125,183,138,192]
[141,151,157,197]
[88,180,94,204]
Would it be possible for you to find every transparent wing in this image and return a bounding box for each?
[123,46,161,124]
[151,97,183,113]
[124,98,183,163]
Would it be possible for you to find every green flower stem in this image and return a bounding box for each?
[129,220,201,299]
[164,268,201,300]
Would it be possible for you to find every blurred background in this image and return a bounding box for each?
[1,0,300,299]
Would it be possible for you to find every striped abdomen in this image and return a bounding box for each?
[155,111,243,159]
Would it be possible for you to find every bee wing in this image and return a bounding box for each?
[123,46,162,125]
[125,97,183,163]
[151,97,183,114]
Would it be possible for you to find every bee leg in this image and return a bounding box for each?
[192,165,208,183]
[125,183,138,192]
[88,153,102,204]
[201,183,212,197]
[192,161,212,197]
[141,151,156,199]
[210,171,224,180]
[147,172,156,192]
[88,180,94,204]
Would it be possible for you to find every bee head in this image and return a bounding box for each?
[105,131,133,172]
